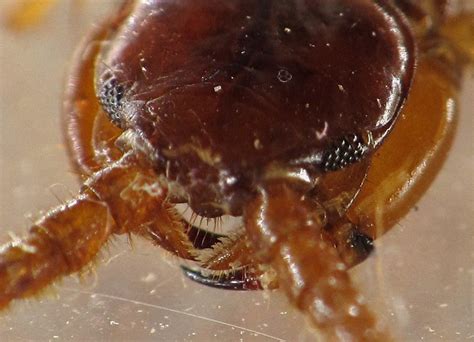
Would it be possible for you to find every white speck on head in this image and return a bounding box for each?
[254,138,263,150]
[277,69,293,83]
[214,85,222,93]
[284,27,292,34]
[338,84,345,92]
[316,121,329,140]
[224,175,238,186]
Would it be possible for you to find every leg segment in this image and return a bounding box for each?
[84,154,195,259]
[244,182,390,341]
[130,201,195,260]
[0,193,111,309]
[0,154,197,309]
[63,12,127,175]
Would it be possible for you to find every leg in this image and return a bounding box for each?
[84,154,196,259]
[63,13,126,175]
[0,154,196,308]
[0,192,110,309]
[130,200,196,260]
[244,182,390,341]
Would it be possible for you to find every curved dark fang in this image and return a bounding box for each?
[181,266,262,291]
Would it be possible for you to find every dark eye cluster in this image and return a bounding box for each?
[322,134,367,171]
[98,77,125,127]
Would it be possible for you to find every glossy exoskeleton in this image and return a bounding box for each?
[1,0,473,340]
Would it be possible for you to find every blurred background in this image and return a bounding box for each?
[0,1,472,341]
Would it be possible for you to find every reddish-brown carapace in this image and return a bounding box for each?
[1,0,473,340]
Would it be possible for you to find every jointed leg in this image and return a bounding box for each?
[0,154,196,308]
[0,192,110,309]
[131,201,195,260]
[63,17,124,175]
[244,182,390,341]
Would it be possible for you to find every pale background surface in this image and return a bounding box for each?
[0,1,472,341]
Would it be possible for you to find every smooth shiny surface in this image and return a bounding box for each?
[95,0,414,216]
[0,1,473,341]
